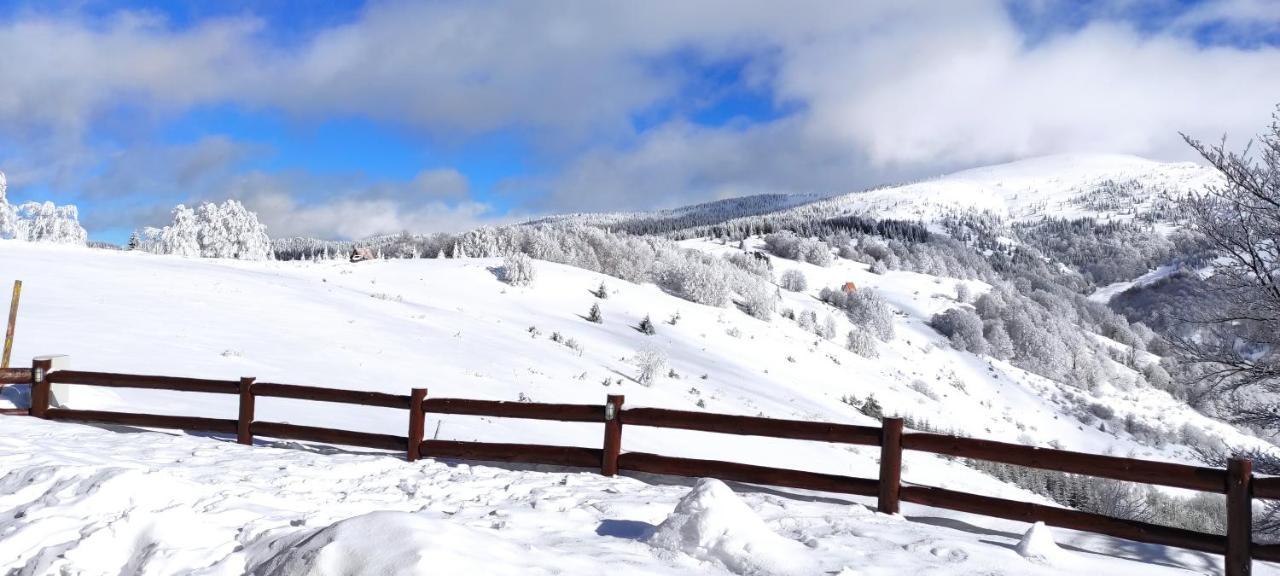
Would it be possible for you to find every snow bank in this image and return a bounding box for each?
[646,478,817,576]
[250,511,540,576]
[1017,521,1065,564]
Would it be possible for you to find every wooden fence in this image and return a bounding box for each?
[9,357,1278,576]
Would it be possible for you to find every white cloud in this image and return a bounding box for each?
[4,0,1280,232]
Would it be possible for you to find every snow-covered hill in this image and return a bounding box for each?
[0,232,1271,573]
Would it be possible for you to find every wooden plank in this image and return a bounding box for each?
[903,432,1227,493]
[878,417,903,514]
[251,421,407,452]
[0,408,30,415]
[47,370,239,395]
[618,451,879,497]
[622,407,881,445]
[407,388,427,461]
[1252,476,1280,500]
[1253,544,1280,562]
[602,395,624,476]
[253,382,410,409]
[1226,458,1253,576]
[900,485,1226,554]
[423,398,603,422]
[45,408,237,434]
[0,368,29,384]
[420,440,602,468]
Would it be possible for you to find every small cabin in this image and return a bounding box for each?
[350,247,376,263]
[842,282,857,294]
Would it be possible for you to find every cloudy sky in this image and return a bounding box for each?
[1,0,1279,242]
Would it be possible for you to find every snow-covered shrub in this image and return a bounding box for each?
[931,308,987,355]
[587,303,602,323]
[763,231,832,266]
[502,252,536,286]
[846,329,878,358]
[737,282,777,321]
[140,200,270,260]
[779,269,807,292]
[594,282,609,299]
[639,315,656,335]
[955,283,972,303]
[634,347,668,386]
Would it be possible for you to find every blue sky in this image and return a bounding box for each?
[1,0,1278,243]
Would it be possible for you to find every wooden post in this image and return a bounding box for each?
[1226,457,1253,576]
[29,357,51,418]
[878,417,904,514]
[237,377,255,445]
[408,388,427,461]
[602,394,624,476]
[2,280,21,369]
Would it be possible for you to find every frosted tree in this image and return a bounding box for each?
[847,328,879,358]
[195,200,271,260]
[587,303,602,323]
[779,269,808,292]
[634,346,668,386]
[931,307,987,355]
[159,206,201,257]
[594,281,609,299]
[983,320,1016,361]
[502,252,536,286]
[639,314,656,335]
[0,172,88,244]
[955,283,972,303]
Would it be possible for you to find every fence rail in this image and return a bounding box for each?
[9,358,1274,576]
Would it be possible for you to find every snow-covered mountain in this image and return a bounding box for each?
[0,153,1269,574]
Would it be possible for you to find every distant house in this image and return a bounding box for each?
[842,282,857,294]
[350,247,376,262]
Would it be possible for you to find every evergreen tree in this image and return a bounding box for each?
[639,314,656,335]
[587,303,602,323]
[127,232,139,251]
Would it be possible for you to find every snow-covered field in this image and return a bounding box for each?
[0,416,1242,575]
[0,230,1272,574]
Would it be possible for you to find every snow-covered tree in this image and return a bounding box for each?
[639,315,656,335]
[0,172,88,245]
[779,269,808,292]
[502,252,536,286]
[141,200,270,260]
[847,328,878,358]
[932,307,987,355]
[587,303,602,323]
[634,346,667,386]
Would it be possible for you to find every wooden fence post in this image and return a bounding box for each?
[878,417,904,514]
[1227,457,1253,576]
[237,377,255,445]
[29,357,51,418]
[602,394,624,476]
[408,388,427,461]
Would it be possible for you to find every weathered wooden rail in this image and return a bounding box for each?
[9,358,1274,575]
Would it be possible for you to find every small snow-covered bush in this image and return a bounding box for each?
[587,303,602,323]
[502,252,536,286]
[639,315,656,335]
[779,269,808,292]
[634,346,668,386]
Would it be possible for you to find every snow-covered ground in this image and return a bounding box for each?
[0,235,1272,573]
[0,416,1247,575]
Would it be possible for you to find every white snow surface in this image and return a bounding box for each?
[0,235,1274,574]
[646,478,818,576]
[0,416,1249,575]
[1017,522,1067,565]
